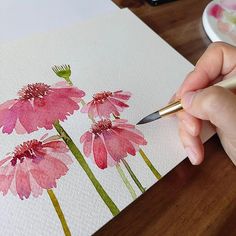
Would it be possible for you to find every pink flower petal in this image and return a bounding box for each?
[123,126,146,137]
[112,91,132,100]
[108,97,129,109]
[30,168,56,189]
[114,123,135,129]
[0,156,12,167]
[97,100,118,118]
[0,175,14,195]
[94,104,100,118]
[80,132,93,157]
[1,103,19,134]
[29,153,68,190]
[42,141,68,153]
[113,127,147,145]
[86,102,97,118]
[10,175,17,196]
[49,153,73,166]
[18,100,38,133]
[15,119,27,134]
[0,100,16,111]
[113,119,128,124]
[80,131,92,143]
[93,135,107,169]
[28,172,43,198]
[53,81,69,88]
[111,129,136,156]
[33,93,79,129]
[107,153,117,167]
[15,164,31,200]
[103,130,127,162]
[80,102,91,113]
[0,163,15,196]
[32,154,68,184]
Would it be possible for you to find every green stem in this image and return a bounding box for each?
[121,159,145,193]
[139,149,162,180]
[80,99,86,106]
[115,164,137,200]
[65,77,73,86]
[53,121,120,216]
[112,114,145,193]
[47,189,71,236]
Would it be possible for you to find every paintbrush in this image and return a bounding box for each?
[137,75,236,125]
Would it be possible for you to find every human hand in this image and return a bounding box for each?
[176,42,236,166]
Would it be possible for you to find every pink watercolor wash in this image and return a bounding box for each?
[0,81,85,134]
[81,90,131,118]
[209,4,223,19]
[0,137,72,200]
[220,0,236,11]
[80,119,147,169]
[208,1,236,43]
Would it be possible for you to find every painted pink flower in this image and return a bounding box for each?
[80,119,147,169]
[209,4,223,19]
[0,137,72,199]
[81,90,131,118]
[0,81,85,134]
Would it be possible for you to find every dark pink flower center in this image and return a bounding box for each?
[18,83,51,100]
[92,91,112,103]
[11,139,42,166]
[92,119,112,134]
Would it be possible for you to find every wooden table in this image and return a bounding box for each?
[95,1,236,235]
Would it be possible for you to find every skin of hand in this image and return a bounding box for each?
[175,42,236,166]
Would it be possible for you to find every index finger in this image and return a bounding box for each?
[176,42,236,98]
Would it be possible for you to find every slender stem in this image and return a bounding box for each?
[80,99,86,106]
[121,159,145,193]
[139,149,162,180]
[115,164,137,200]
[47,189,71,236]
[65,77,73,86]
[112,114,145,193]
[53,121,120,216]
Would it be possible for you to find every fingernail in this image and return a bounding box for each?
[185,147,199,165]
[182,119,196,136]
[182,91,197,109]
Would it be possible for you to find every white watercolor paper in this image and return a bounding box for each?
[0,0,118,43]
[0,9,214,236]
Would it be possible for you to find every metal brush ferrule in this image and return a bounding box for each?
[159,101,182,117]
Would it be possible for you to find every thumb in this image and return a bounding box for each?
[181,86,236,135]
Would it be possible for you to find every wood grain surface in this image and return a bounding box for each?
[95,1,236,235]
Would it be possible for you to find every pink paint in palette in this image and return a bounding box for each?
[203,0,236,45]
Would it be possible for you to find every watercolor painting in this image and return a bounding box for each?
[208,0,236,43]
[0,64,162,235]
[0,9,200,236]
